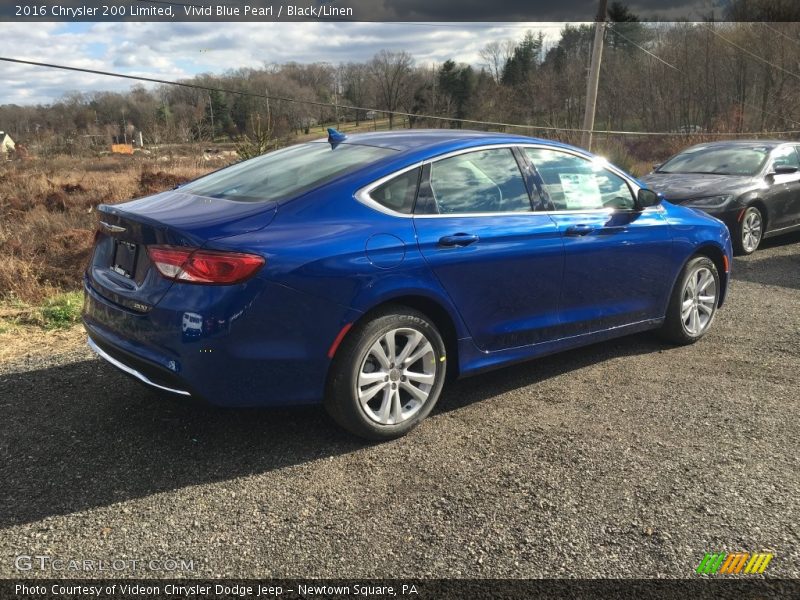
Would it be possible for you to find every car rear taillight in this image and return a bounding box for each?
[147,246,265,285]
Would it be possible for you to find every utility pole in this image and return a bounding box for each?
[333,76,340,126]
[208,92,215,141]
[580,0,609,150]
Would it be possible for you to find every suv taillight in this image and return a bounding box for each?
[147,246,265,284]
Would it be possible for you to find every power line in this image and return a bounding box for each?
[128,10,800,131]
[607,23,800,129]
[697,23,800,127]
[606,23,679,71]
[701,22,800,83]
[760,22,800,47]
[2,54,799,137]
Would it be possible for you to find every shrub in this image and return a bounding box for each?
[40,291,83,329]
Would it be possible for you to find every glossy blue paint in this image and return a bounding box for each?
[83,131,733,407]
[414,212,563,350]
[549,208,673,335]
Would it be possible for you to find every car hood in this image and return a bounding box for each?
[640,172,756,203]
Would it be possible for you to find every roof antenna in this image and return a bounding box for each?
[327,127,347,149]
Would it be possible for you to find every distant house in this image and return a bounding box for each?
[0,131,15,156]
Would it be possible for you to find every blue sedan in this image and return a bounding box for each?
[83,130,732,439]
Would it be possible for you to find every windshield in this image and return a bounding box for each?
[657,146,769,176]
[181,142,396,202]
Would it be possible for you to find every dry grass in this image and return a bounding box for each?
[0,133,667,310]
[0,155,215,304]
[0,322,86,364]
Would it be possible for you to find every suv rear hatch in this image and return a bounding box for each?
[86,190,276,312]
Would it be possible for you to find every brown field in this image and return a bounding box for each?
[0,154,221,305]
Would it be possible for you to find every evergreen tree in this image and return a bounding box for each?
[501,31,543,87]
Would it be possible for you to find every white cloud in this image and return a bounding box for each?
[0,22,569,105]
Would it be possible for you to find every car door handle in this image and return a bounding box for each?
[438,233,480,247]
[565,224,594,236]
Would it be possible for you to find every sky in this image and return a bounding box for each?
[0,22,573,106]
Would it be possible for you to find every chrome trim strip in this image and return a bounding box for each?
[412,211,553,219]
[99,221,126,233]
[354,161,423,217]
[354,142,645,218]
[422,142,532,165]
[763,222,800,235]
[87,337,191,396]
[480,317,663,355]
[517,144,644,197]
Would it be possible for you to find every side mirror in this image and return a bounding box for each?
[652,163,662,172]
[637,188,661,209]
[770,165,799,176]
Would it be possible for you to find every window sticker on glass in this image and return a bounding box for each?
[558,173,602,210]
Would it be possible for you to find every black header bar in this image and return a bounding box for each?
[3,0,800,22]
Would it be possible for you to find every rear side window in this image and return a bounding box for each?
[423,148,531,214]
[369,168,421,214]
[181,142,395,202]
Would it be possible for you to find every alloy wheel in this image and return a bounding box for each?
[681,266,718,336]
[356,327,437,425]
[741,208,763,253]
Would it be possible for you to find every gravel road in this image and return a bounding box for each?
[1,232,798,579]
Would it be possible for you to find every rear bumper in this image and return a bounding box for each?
[83,274,355,407]
[87,335,192,397]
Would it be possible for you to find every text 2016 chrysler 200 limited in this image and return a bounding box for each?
[84,131,733,439]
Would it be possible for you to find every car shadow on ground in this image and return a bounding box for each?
[732,230,800,291]
[0,331,668,528]
[439,332,669,415]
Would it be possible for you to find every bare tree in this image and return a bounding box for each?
[369,50,414,129]
[479,40,516,83]
[341,62,371,125]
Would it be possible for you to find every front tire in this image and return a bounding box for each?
[659,256,720,345]
[325,306,447,441]
[734,205,763,255]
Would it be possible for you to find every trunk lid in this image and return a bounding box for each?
[87,191,276,312]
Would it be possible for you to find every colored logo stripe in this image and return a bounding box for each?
[719,553,749,574]
[697,553,725,574]
[745,553,773,574]
[697,553,773,574]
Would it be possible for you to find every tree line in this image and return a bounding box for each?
[2,2,800,156]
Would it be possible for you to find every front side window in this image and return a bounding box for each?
[771,146,800,171]
[422,148,531,214]
[182,142,396,202]
[524,148,635,211]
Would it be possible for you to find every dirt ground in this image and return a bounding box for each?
[0,232,798,579]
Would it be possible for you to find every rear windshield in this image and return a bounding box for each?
[181,142,396,202]
[657,145,770,176]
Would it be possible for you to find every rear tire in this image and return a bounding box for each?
[659,256,720,345]
[733,205,763,255]
[324,306,447,441]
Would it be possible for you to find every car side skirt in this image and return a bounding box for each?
[457,317,664,378]
[763,221,800,239]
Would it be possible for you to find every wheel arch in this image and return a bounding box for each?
[748,198,768,231]
[693,243,729,307]
[336,293,463,380]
